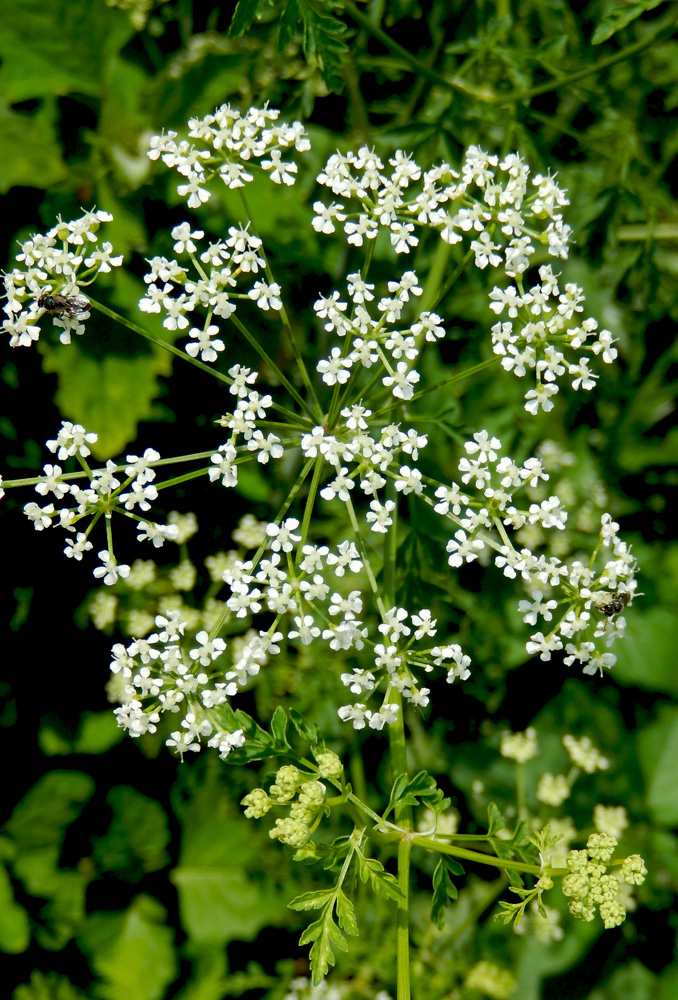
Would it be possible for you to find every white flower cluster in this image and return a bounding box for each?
[431,431,636,674]
[313,268,444,402]
[24,422,178,583]
[2,209,123,347]
[110,607,247,759]
[139,222,283,360]
[147,102,311,209]
[313,145,618,412]
[208,365,280,486]
[110,516,473,750]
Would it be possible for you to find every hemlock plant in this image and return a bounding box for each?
[2,104,646,998]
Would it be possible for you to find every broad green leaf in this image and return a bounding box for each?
[12,846,90,950]
[92,786,170,878]
[171,783,288,946]
[79,895,177,1000]
[4,772,94,851]
[40,712,124,756]
[0,0,135,102]
[0,862,30,953]
[636,705,678,825]
[612,608,678,694]
[0,99,67,194]
[39,341,173,461]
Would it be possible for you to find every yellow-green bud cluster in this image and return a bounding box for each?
[314,750,344,779]
[241,787,273,819]
[241,764,328,848]
[562,833,647,929]
[269,764,304,803]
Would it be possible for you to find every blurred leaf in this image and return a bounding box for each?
[79,895,177,1000]
[587,959,657,998]
[592,1,665,45]
[13,847,90,950]
[13,971,87,1000]
[171,780,288,946]
[40,712,125,756]
[0,0,135,101]
[612,608,678,694]
[92,786,170,878]
[39,342,173,460]
[636,705,678,825]
[0,99,67,194]
[0,862,30,953]
[4,771,94,851]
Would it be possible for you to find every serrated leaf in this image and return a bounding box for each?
[335,888,358,936]
[487,802,506,836]
[386,770,439,816]
[431,856,462,930]
[228,0,262,37]
[288,889,337,911]
[355,855,403,901]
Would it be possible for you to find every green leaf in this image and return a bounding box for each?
[91,786,170,878]
[636,705,678,825]
[269,705,291,748]
[171,784,288,947]
[385,770,439,817]
[228,0,262,37]
[39,341,173,461]
[79,895,177,1000]
[334,888,358,936]
[431,856,462,930]
[354,854,403,901]
[0,862,30,953]
[592,1,664,45]
[4,771,95,852]
[13,847,90,950]
[289,708,319,745]
[288,889,337,911]
[487,802,506,836]
[40,712,125,756]
[0,98,67,194]
[0,0,135,102]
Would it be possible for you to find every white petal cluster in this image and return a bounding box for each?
[25,425,178,578]
[2,209,123,347]
[148,103,311,209]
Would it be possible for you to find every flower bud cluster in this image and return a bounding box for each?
[148,102,311,210]
[562,833,646,928]
[2,210,123,348]
[241,764,328,848]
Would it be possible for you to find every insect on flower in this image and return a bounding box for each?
[38,292,91,317]
[598,592,631,618]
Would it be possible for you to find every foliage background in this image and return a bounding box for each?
[2,1,678,998]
